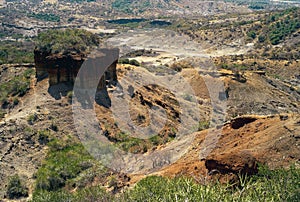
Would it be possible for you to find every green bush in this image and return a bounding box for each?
[0,68,34,111]
[125,165,300,201]
[28,13,60,22]
[118,58,130,64]
[247,31,256,39]
[27,113,38,125]
[118,58,140,66]
[6,175,28,199]
[67,91,73,103]
[38,130,50,145]
[258,35,266,43]
[0,41,34,64]
[35,139,94,192]
[198,120,210,131]
[129,59,140,66]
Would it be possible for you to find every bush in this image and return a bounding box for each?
[0,41,34,64]
[35,139,95,192]
[258,35,266,43]
[27,113,38,125]
[247,31,256,39]
[129,59,140,66]
[38,130,50,145]
[66,91,73,103]
[6,175,28,199]
[0,68,34,111]
[118,58,130,64]
[28,12,60,22]
[50,121,58,132]
[198,120,210,131]
[118,58,140,66]
[13,97,19,106]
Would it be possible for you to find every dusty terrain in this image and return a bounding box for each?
[1,57,300,199]
[0,6,300,200]
[159,114,300,180]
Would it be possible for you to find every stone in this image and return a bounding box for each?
[34,48,119,91]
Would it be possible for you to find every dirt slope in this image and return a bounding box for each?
[0,63,300,199]
[158,114,300,182]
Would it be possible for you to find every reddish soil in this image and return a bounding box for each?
[157,114,300,182]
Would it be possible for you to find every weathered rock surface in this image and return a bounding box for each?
[34,48,119,91]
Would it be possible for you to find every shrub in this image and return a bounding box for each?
[13,97,19,106]
[198,120,210,131]
[6,175,28,199]
[66,91,73,103]
[247,31,256,39]
[118,58,141,66]
[27,113,38,125]
[31,165,300,201]
[258,35,266,43]
[129,59,140,66]
[50,121,58,132]
[118,58,130,64]
[38,130,50,145]
[35,139,95,192]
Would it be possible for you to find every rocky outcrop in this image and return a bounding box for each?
[205,152,258,176]
[34,48,119,90]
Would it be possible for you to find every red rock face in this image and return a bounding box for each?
[34,48,119,90]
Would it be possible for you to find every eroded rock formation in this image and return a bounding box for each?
[34,48,119,90]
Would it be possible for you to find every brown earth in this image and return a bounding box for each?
[0,63,300,199]
[158,114,300,183]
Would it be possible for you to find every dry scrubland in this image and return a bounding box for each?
[0,1,299,201]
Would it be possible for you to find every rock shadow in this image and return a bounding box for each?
[48,82,74,100]
[95,88,111,108]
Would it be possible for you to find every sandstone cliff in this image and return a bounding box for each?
[34,48,119,91]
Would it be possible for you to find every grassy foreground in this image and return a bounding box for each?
[31,165,300,202]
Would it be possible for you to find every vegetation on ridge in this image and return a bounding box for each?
[35,29,100,55]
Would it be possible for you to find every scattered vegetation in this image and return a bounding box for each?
[0,68,34,118]
[247,8,300,45]
[35,29,100,54]
[27,113,38,125]
[118,58,141,66]
[112,0,151,14]
[66,0,96,3]
[31,165,300,201]
[0,41,34,64]
[114,132,148,153]
[28,13,60,22]
[38,130,50,145]
[0,109,5,119]
[198,120,210,131]
[34,137,97,192]
[170,60,194,72]
[6,175,28,199]
[220,63,248,71]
